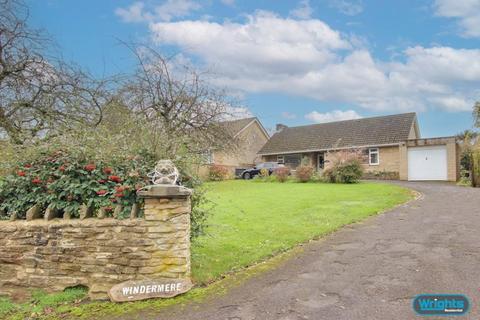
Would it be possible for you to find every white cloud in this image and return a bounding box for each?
[224,106,254,120]
[329,0,363,16]
[221,0,235,6]
[115,0,201,23]
[115,2,150,23]
[281,111,297,119]
[154,0,201,21]
[305,110,362,123]
[434,0,480,37]
[290,0,313,19]
[146,11,479,113]
[150,11,349,77]
[428,96,473,112]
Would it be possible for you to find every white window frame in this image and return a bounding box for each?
[369,148,380,165]
[277,155,284,164]
[202,150,214,165]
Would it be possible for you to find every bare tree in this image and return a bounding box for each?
[0,0,110,144]
[119,44,234,157]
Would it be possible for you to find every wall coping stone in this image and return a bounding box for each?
[137,185,192,198]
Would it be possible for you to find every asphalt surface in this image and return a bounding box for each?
[118,182,480,320]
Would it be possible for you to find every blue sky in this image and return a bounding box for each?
[27,0,480,137]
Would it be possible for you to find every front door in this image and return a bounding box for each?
[317,153,325,171]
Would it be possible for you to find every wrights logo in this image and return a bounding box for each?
[412,294,470,316]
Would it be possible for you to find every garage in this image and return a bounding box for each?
[408,145,448,181]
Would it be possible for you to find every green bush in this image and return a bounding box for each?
[0,148,208,239]
[322,167,336,183]
[473,151,480,187]
[333,160,363,183]
[295,165,314,182]
[321,150,364,184]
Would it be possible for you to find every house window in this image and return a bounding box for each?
[284,154,302,169]
[369,148,379,165]
[202,150,214,164]
[277,155,284,164]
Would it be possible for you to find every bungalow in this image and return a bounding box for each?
[258,112,459,181]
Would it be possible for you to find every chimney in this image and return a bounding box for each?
[276,123,288,132]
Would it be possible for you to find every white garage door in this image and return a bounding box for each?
[408,146,447,181]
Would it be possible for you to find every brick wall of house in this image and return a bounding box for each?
[362,146,400,173]
[263,146,401,177]
[214,120,269,167]
[199,120,270,179]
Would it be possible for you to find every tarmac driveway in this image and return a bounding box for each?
[122,182,480,320]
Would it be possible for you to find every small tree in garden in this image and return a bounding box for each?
[465,101,480,186]
[324,149,364,183]
[118,44,235,158]
[275,167,290,182]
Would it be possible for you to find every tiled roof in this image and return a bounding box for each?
[221,117,256,136]
[258,112,417,155]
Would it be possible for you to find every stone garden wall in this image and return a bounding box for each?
[0,188,191,300]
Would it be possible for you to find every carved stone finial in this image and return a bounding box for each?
[147,160,179,185]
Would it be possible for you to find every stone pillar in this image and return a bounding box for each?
[108,185,194,302]
[446,139,458,182]
[136,185,192,275]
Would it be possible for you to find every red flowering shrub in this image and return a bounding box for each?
[103,167,113,174]
[296,165,314,182]
[0,149,156,219]
[84,164,96,172]
[108,175,122,183]
[274,166,291,182]
[208,165,230,181]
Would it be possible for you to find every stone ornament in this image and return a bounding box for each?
[147,160,179,185]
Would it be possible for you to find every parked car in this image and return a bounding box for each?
[241,162,283,179]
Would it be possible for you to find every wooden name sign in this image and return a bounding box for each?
[108,278,193,302]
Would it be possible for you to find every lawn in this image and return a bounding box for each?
[0,180,412,319]
[192,180,412,284]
